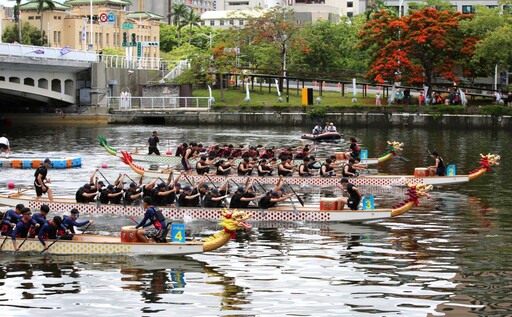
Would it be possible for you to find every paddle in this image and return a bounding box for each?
[282,179,305,207]
[0,234,9,251]
[253,178,267,193]
[8,186,34,198]
[124,173,137,184]
[80,222,92,235]
[15,226,33,253]
[204,174,229,205]
[40,235,63,254]
[96,170,111,185]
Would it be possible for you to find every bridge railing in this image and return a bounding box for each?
[0,43,96,62]
[101,55,163,70]
[108,96,212,111]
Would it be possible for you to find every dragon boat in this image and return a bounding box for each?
[0,156,81,169]
[99,135,404,166]
[0,209,252,255]
[120,151,500,188]
[0,183,430,223]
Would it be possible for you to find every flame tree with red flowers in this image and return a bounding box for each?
[357,7,475,87]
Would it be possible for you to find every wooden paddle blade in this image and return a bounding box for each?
[296,195,305,207]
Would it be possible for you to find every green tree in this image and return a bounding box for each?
[238,7,304,90]
[170,3,188,47]
[2,23,45,45]
[36,0,56,45]
[181,9,201,44]
[160,23,178,52]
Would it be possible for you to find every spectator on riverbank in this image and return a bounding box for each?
[418,91,426,106]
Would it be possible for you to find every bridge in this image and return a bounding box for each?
[0,43,170,111]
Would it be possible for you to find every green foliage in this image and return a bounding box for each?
[480,105,512,116]
[2,23,44,45]
[101,47,125,56]
[306,106,327,119]
[160,23,178,52]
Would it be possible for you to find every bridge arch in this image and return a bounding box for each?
[51,79,61,93]
[24,77,35,86]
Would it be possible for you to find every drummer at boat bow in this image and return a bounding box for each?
[148,131,160,155]
[428,151,446,176]
[63,209,93,235]
[135,197,166,243]
[34,158,53,201]
[338,178,362,210]
[345,137,361,159]
[11,208,39,251]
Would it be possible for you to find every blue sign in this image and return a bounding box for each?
[362,195,375,211]
[108,12,116,23]
[446,164,456,176]
[171,223,186,243]
[360,149,368,159]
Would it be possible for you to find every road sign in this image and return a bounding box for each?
[122,23,133,29]
[122,42,136,47]
[107,12,115,23]
[99,13,108,23]
[137,42,142,58]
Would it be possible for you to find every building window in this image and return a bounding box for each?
[106,33,109,46]
[462,5,474,13]
[58,31,61,45]
[220,20,224,25]
[210,20,214,26]
[229,19,234,25]
[28,16,34,20]
[347,1,353,7]
[347,12,353,18]
[239,20,244,26]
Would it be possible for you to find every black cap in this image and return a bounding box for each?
[21,207,32,215]
[40,204,50,213]
[107,184,114,191]
[44,158,52,164]
[237,186,245,193]
[143,196,153,205]
[53,216,62,226]
[84,183,91,190]
[71,208,79,214]
[340,177,349,184]
[129,182,137,188]
[158,182,167,188]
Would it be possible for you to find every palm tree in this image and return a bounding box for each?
[169,3,188,47]
[14,0,22,42]
[181,9,201,44]
[36,0,56,46]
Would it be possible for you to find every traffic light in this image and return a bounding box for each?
[92,15,98,21]
[123,32,127,44]
[131,33,136,45]
[146,42,159,47]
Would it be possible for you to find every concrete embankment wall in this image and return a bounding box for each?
[111,112,512,129]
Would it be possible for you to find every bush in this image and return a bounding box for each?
[306,106,327,119]
[480,105,512,116]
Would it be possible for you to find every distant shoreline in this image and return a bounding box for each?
[1,111,511,130]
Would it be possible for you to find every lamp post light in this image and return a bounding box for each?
[197,32,213,49]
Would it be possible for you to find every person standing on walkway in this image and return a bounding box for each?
[148,131,160,155]
[0,134,10,158]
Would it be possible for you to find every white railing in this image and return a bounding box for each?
[161,59,190,82]
[0,43,97,62]
[101,55,163,70]
[108,96,212,111]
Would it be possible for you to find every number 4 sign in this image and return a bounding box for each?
[171,224,186,243]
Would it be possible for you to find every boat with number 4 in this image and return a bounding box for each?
[99,135,404,166]
[0,183,431,223]
[120,151,500,188]
[0,209,253,255]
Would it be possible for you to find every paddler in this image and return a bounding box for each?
[62,208,94,236]
[11,208,38,251]
[38,216,70,250]
[1,204,24,235]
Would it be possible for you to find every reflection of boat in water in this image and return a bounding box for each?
[301,131,342,141]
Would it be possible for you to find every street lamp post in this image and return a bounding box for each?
[89,0,93,51]
[197,32,213,49]
[0,4,3,44]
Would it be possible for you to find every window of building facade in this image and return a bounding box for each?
[462,5,474,13]
[347,1,353,7]
[210,20,214,26]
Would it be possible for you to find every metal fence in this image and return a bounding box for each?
[107,96,212,111]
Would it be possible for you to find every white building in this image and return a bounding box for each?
[383,0,500,15]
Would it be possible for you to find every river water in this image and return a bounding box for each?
[0,124,511,316]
